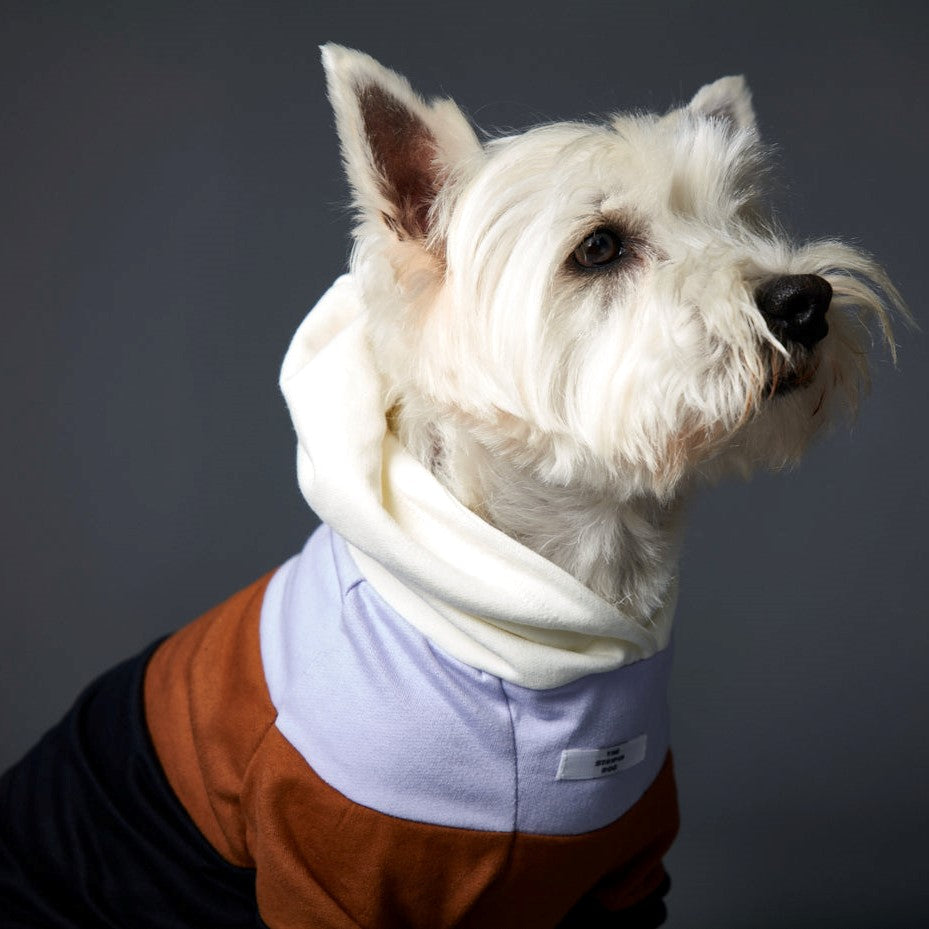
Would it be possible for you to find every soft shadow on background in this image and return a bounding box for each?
[2,2,927,926]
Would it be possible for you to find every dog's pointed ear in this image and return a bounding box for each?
[321,44,482,242]
[688,75,756,131]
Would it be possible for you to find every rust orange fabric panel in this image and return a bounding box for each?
[460,754,678,926]
[244,726,677,929]
[143,570,277,868]
[243,724,512,929]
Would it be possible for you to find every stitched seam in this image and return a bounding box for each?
[500,679,519,834]
[452,678,520,927]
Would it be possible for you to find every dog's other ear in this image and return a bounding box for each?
[688,75,756,131]
[321,44,481,242]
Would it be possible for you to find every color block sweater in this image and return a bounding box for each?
[0,277,680,928]
[142,525,679,928]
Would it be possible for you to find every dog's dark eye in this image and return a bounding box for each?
[572,228,624,269]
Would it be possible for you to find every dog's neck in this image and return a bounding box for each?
[397,411,685,621]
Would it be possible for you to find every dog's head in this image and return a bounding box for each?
[322,45,905,502]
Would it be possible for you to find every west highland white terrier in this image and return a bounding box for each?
[0,45,905,929]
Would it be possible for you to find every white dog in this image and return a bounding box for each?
[0,45,904,929]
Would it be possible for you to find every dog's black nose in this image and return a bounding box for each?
[755,274,832,349]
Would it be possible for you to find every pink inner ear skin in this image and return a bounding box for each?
[358,83,440,239]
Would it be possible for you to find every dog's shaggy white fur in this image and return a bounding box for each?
[323,44,905,627]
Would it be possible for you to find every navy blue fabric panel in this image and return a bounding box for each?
[0,641,265,929]
[558,876,670,928]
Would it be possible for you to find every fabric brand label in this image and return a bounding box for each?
[556,734,647,780]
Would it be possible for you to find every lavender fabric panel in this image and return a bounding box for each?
[502,649,671,834]
[260,525,671,835]
[261,526,517,832]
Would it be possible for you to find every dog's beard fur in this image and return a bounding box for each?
[322,46,906,618]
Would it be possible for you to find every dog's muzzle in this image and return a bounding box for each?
[755,274,832,349]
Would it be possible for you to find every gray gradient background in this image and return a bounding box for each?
[2,2,927,926]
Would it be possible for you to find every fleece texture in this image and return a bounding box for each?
[280,275,677,690]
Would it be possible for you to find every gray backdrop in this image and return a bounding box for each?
[2,2,927,926]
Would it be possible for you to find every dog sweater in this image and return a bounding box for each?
[142,525,679,928]
[0,276,680,927]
